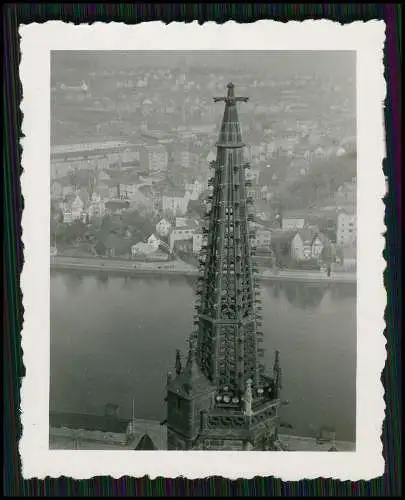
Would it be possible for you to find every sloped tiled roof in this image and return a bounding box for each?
[297,228,316,243]
[163,188,186,198]
[271,229,297,244]
[135,434,157,450]
[175,218,199,230]
[105,200,130,211]
[49,411,129,434]
[168,346,214,400]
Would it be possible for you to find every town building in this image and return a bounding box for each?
[155,218,172,238]
[62,195,85,223]
[168,218,199,253]
[185,179,206,201]
[49,410,354,451]
[251,226,272,251]
[50,141,138,180]
[291,229,315,261]
[337,211,357,246]
[139,144,169,173]
[49,407,166,450]
[147,234,161,252]
[87,192,106,220]
[281,213,307,231]
[289,228,331,263]
[63,209,73,225]
[132,242,152,257]
[341,245,357,271]
[162,189,190,216]
[192,232,206,255]
[165,83,283,451]
[246,185,270,202]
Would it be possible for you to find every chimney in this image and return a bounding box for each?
[104,403,120,418]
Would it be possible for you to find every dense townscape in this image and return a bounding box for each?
[50,52,357,274]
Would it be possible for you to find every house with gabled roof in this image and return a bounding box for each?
[162,188,190,216]
[291,229,315,261]
[290,228,331,262]
[169,217,200,253]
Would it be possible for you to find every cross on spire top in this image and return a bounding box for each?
[213,82,249,105]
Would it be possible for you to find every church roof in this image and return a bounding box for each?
[135,433,157,450]
[168,341,214,400]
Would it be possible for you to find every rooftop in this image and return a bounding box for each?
[175,217,199,230]
[141,143,168,153]
[105,200,130,211]
[163,188,186,198]
[49,414,355,451]
[135,434,157,450]
[50,411,129,434]
[49,415,167,450]
[51,141,131,157]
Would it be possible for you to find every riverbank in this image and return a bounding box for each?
[51,255,356,284]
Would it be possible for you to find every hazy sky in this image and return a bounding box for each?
[52,50,355,78]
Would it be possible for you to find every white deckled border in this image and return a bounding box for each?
[19,20,386,480]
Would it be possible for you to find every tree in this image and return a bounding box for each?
[121,210,155,239]
[187,199,205,218]
[278,153,357,211]
[94,240,106,256]
[59,220,87,244]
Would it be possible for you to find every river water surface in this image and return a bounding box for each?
[50,271,357,442]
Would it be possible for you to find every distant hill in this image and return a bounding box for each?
[278,152,357,211]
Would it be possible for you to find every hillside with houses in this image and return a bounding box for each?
[50,54,356,274]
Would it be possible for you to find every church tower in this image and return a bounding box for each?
[166,83,283,451]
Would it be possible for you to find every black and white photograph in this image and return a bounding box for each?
[49,49,358,453]
[20,21,386,480]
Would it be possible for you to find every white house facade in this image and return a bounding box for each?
[155,218,172,237]
[337,211,356,246]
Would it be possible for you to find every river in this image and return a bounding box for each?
[50,271,357,442]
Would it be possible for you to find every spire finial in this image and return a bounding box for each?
[227,82,235,98]
[213,84,249,105]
